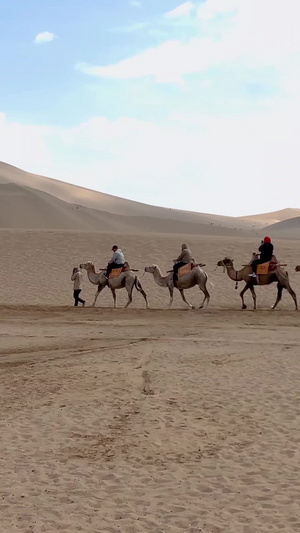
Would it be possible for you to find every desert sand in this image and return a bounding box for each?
[1,228,300,533]
[1,162,300,532]
[1,305,300,533]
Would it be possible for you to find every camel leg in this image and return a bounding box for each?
[168,285,174,309]
[272,283,283,310]
[198,285,210,309]
[277,275,298,310]
[240,283,251,309]
[286,283,298,310]
[282,280,298,310]
[92,284,105,307]
[179,289,195,309]
[111,288,117,309]
[135,279,149,308]
[124,284,134,309]
[249,285,257,310]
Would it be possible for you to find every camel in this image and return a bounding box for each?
[144,264,210,309]
[80,261,148,308]
[217,257,297,310]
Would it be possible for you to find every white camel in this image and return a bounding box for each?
[144,264,210,309]
[80,261,148,308]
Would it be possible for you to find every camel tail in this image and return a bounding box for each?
[134,276,144,292]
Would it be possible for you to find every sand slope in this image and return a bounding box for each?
[1,161,300,235]
[261,216,300,239]
[0,161,256,232]
[0,182,253,235]
[241,208,300,227]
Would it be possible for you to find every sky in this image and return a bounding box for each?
[0,0,300,216]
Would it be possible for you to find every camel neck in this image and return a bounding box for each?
[87,269,102,285]
[226,266,244,282]
[153,267,170,287]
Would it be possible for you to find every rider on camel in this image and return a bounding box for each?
[104,245,125,279]
[173,243,195,283]
[249,236,274,278]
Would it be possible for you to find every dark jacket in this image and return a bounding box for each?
[259,242,273,262]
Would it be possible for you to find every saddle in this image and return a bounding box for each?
[178,263,195,278]
[257,261,278,275]
[109,261,130,278]
[108,261,130,278]
[251,254,278,275]
[109,268,123,278]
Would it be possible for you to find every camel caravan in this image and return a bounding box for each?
[74,239,299,311]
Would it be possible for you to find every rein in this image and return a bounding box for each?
[235,271,238,290]
[218,261,239,289]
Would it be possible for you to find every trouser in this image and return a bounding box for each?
[106,262,124,277]
[173,261,187,282]
[73,289,84,306]
[251,259,268,274]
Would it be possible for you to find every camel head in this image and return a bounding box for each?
[295,265,300,272]
[217,257,234,268]
[80,261,95,272]
[144,265,158,274]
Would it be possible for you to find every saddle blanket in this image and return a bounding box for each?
[257,261,277,275]
[109,268,123,278]
[178,263,192,278]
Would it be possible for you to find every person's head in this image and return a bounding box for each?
[263,236,271,244]
[112,245,118,251]
[181,243,188,250]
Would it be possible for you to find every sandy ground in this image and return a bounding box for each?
[1,306,300,533]
[1,230,300,309]
[1,230,300,532]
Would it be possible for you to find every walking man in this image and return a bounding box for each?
[71,267,85,306]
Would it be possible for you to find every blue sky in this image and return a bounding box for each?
[0,0,300,216]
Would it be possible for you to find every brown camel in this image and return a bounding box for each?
[217,257,297,310]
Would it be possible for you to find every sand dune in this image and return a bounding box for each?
[241,207,300,227]
[0,161,258,233]
[0,182,253,235]
[1,161,300,236]
[262,216,300,239]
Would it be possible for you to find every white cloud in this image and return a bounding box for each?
[197,0,238,20]
[76,0,300,84]
[0,113,52,173]
[1,104,300,216]
[165,2,194,18]
[34,32,56,44]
